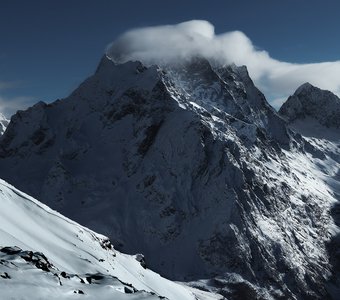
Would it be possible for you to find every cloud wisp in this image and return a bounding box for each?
[107,20,340,109]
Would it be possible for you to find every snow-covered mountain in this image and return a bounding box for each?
[0,113,9,135]
[0,56,339,299]
[0,178,220,300]
[279,83,340,299]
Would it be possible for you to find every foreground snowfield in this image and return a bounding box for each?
[0,179,221,300]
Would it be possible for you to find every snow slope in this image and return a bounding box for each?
[0,178,221,300]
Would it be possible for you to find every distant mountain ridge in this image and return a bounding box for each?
[279,82,340,128]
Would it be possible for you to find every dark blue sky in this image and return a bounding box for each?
[1,0,340,116]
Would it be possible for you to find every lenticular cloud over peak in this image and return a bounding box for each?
[106,20,254,67]
[107,20,340,108]
[107,20,218,65]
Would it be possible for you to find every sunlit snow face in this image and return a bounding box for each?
[107,20,340,109]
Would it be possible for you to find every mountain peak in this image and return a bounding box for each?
[279,83,340,127]
[95,54,116,73]
[1,53,332,299]
[95,55,149,76]
[294,82,315,94]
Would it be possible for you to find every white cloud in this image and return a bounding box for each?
[107,20,340,108]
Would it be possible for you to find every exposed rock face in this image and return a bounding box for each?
[0,56,338,299]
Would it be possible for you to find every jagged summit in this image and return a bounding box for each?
[294,82,316,94]
[279,82,340,127]
[294,82,315,94]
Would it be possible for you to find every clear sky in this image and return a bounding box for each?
[1,0,340,116]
